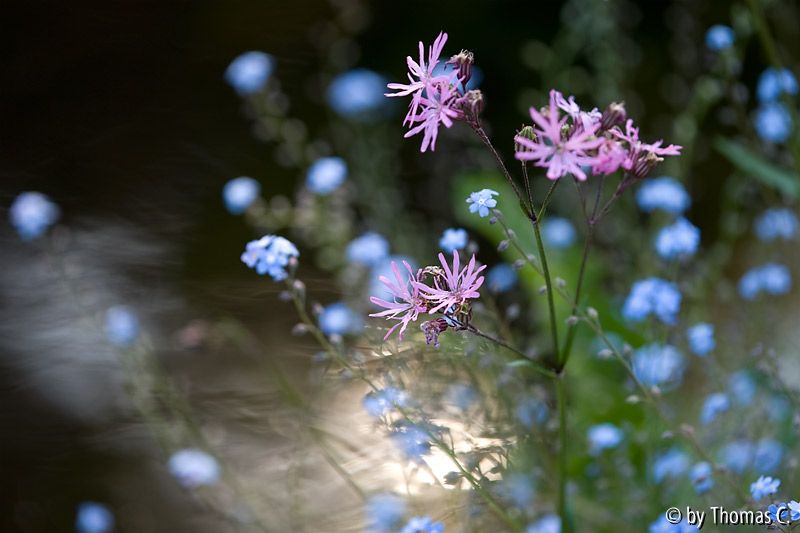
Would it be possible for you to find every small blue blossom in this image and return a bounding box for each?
[445,383,477,411]
[755,208,798,241]
[754,103,793,143]
[362,387,408,417]
[738,263,792,300]
[366,493,406,532]
[487,263,518,293]
[689,461,714,494]
[542,217,576,249]
[76,502,114,533]
[319,302,363,336]
[700,393,730,424]
[306,156,347,195]
[500,473,535,510]
[755,438,784,473]
[705,25,735,50]
[750,475,781,501]
[327,69,388,119]
[9,191,60,241]
[622,277,682,325]
[588,423,623,455]
[515,396,549,428]
[655,218,700,261]
[391,423,432,462]
[652,448,689,483]
[686,323,715,356]
[757,68,799,103]
[399,516,445,533]
[225,51,274,95]
[728,371,756,406]
[632,344,686,390]
[719,440,754,474]
[439,228,468,253]
[466,189,499,217]
[168,448,220,488]
[768,502,800,524]
[346,232,389,266]
[526,514,561,533]
[223,176,260,215]
[105,306,140,347]
[636,177,690,214]
[649,515,699,532]
[241,235,299,281]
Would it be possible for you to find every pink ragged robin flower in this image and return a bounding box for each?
[514,89,604,181]
[592,137,628,176]
[403,77,462,152]
[414,251,486,314]
[611,119,682,178]
[369,260,428,341]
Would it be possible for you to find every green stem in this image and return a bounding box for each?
[532,215,560,366]
[556,377,571,533]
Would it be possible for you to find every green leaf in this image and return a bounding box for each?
[714,137,800,198]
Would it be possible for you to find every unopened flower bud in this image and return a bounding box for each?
[497,240,510,252]
[631,151,662,179]
[291,323,308,336]
[586,307,599,320]
[538,285,548,295]
[600,101,627,130]
[515,125,537,152]
[555,277,566,288]
[625,395,641,404]
[505,228,516,238]
[565,315,579,326]
[489,216,498,225]
[513,259,525,270]
[311,303,324,316]
[447,50,474,83]
[292,279,306,298]
[597,348,613,359]
[463,89,484,117]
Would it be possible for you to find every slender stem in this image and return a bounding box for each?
[471,123,532,216]
[536,180,560,222]
[556,377,571,533]
[533,218,560,366]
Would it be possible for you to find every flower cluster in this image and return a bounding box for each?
[369,251,486,345]
[240,235,300,281]
[514,90,681,181]
[386,32,482,152]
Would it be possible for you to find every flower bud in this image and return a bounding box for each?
[497,239,510,252]
[565,315,579,326]
[586,307,599,320]
[447,50,474,83]
[631,151,662,179]
[513,259,525,270]
[463,89,484,118]
[555,277,566,288]
[291,323,308,336]
[600,101,627,130]
[515,125,537,152]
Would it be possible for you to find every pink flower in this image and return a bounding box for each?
[611,119,682,177]
[403,79,462,152]
[414,251,486,314]
[386,32,449,125]
[554,92,601,132]
[592,137,628,176]
[370,261,428,341]
[514,90,603,181]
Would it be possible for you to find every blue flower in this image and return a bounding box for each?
[241,235,299,281]
[705,25,735,50]
[439,228,468,253]
[542,217,576,249]
[500,473,535,509]
[754,103,793,143]
[487,263,518,293]
[445,383,477,411]
[755,438,784,473]
[466,189,499,217]
[728,371,756,406]
[622,277,682,325]
[587,423,623,455]
[689,461,714,494]
[719,440,754,474]
[362,387,408,417]
[757,68,799,103]
[366,493,406,532]
[750,475,781,501]
[105,306,140,347]
[391,423,432,462]
[76,502,114,533]
[525,514,561,533]
[655,218,700,261]
[399,516,445,533]
[755,208,798,241]
[319,302,363,336]
[168,448,220,488]
[306,156,347,195]
[652,448,689,483]
[515,396,549,428]
[738,263,791,300]
[225,51,274,95]
[649,515,699,532]
[636,177,690,214]
[632,344,686,390]
[768,502,800,524]
[687,323,715,356]
[9,191,60,241]
[700,393,730,424]
[346,232,389,266]
[223,176,260,214]
[327,69,388,119]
